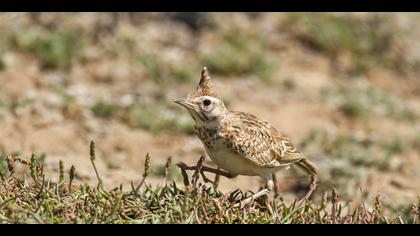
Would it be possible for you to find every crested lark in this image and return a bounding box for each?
[174,67,319,203]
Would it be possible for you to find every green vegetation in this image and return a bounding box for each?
[287,14,403,74]
[134,53,200,84]
[0,154,6,177]
[91,100,118,119]
[322,82,418,122]
[299,128,417,196]
[200,31,276,82]
[150,160,181,182]
[12,28,83,70]
[90,97,194,134]
[0,58,4,70]
[168,64,197,83]
[0,96,32,113]
[124,102,194,134]
[0,33,7,70]
[133,53,161,84]
[54,89,77,116]
[0,151,418,224]
[0,52,5,71]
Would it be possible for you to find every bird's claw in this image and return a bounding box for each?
[176,162,193,170]
[200,170,214,184]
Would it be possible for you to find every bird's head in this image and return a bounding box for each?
[174,67,228,126]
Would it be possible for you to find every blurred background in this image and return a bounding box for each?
[0,13,419,214]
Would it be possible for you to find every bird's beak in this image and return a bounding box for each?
[173,98,195,110]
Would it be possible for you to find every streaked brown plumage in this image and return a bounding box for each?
[174,67,318,202]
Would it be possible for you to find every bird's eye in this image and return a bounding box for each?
[203,99,211,106]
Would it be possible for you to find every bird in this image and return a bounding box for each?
[174,67,319,204]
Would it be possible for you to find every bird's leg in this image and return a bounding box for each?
[272,173,279,198]
[199,170,214,184]
[200,166,238,179]
[233,176,273,208]
[190,155,208,187]
[233,188,271,208]
[176,157,237,185]
[213,169,221,190]
[176,163,237,179]
[176,162,197,171]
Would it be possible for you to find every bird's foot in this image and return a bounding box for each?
[233,188,270,208]
[176,156,237,186]
[176,155,206,187]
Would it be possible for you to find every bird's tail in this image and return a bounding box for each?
[296,158,319,176]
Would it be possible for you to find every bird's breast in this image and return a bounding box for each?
[194,126,219,149]
[195,131,257,176]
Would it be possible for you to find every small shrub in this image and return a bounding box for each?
[286,13,403,75]
[322,81,418,122]
[12,28,83,70]
[200,31,275,82]
[299,128,416,197]
[91,100,118,118]
[124,102,194,134]
[133,53,161,84]
[169,65,196,83]
[0,56,5,70]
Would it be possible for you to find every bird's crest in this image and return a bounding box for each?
[188,67,219,99]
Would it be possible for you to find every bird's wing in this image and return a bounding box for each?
[223,112,304,168]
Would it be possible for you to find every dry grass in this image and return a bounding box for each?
[0,142,419,224]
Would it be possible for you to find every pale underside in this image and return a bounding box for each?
[195,111,306,176]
